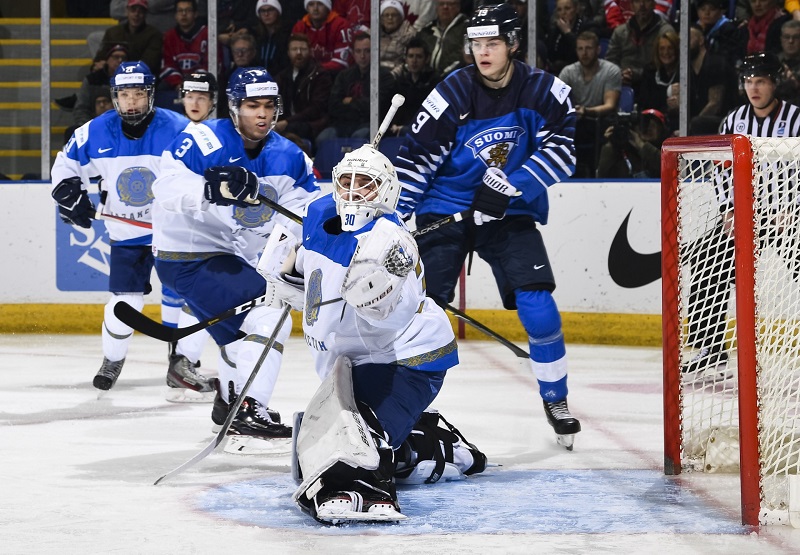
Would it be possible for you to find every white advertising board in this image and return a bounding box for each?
[0,181,662,314]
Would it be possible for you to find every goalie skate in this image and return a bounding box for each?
[311,489,407,525]
[543,399,581,451]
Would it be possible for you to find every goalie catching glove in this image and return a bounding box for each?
[52,176,94,229]
[341,218,417,321]
[204,166,260,207]
[471,167,519,226]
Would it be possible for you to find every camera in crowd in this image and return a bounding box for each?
[610,110,639,148]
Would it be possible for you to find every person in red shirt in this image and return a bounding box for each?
[291,0,352,73]
[160,0,216,89]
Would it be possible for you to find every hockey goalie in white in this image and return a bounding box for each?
[260,145,487,524]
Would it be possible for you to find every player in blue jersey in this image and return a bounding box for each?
[50,61,213,398]
[152,67,320,446]
[394,3,582,450]
[261,144,485,524]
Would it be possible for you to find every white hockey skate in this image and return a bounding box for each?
[312,490,407,525]
[543,399,581,451]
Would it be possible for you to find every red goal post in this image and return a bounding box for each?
[661,134,800,527]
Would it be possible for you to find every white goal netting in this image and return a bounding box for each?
[671,137,800,525]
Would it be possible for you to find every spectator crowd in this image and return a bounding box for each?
[59,0,800,177]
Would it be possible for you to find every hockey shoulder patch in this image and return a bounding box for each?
[550,77,571,105]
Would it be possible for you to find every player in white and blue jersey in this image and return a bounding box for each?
[263,144,484,524]
[152,67,320,442]
[50,61,199,395]
[394,3,582,449]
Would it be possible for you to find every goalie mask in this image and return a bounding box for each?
[332,145,401,231]
[110,61,156,125]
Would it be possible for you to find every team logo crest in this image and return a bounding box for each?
[464,126,525,168]
[305,269,323,326]
[735,122,746,133]
[116,166,156,207]
[233,184,278,228]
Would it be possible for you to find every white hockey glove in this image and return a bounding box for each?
[257,225,305,311]
[203,166,260,207]
[471,167,518,226]
[341,218,417,321]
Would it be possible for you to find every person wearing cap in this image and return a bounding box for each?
[75,44,129,129]
[695,0,746,63]
[96,0,163,77]
[291,0,353,74]
[249,0,292,76]
[160,0,217,90]
[379,0,416,73]
[597,108,669,178]
[681,51,800,379]
[395,3,583,450]
[416,0,469,75]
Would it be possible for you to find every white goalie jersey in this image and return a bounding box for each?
[296,195,458,379]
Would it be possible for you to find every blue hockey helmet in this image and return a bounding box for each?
[110,61,156,125]
[225,67,283,137]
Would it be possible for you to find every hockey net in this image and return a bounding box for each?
[662,135,800,527]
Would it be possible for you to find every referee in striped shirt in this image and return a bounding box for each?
[685,52,800,376]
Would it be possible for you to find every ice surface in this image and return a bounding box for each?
[1,334,798,554]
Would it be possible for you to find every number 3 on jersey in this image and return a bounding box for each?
[174,137,193,158]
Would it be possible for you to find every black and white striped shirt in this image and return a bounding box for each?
[715,100,800,210]
[719,100,800,137]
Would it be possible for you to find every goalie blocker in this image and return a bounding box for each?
[293,356,486,525]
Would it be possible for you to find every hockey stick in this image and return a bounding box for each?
[154,303,292,485]
[93,204,153,229]
[373,94,405,148]
[114,293,269,342]
[436,301,529,359]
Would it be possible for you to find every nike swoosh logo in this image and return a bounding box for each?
[229,156,242,163]
[459,113,470,120]
[98,147,112,153]
[534,264,546,270]
[608,209,661,288]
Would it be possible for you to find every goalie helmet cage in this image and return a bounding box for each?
[661,134,800,527]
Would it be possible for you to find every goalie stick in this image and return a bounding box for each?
[154,303,292,485]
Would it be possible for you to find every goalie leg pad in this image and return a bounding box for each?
[395,410,487,485]
[293,356,401,521]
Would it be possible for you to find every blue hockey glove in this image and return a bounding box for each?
[52,176,94,229]
[203,166,260,207]
[470,167,518,225]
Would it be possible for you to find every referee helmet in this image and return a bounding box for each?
[740,52,783,83]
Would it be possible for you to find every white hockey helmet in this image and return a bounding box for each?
[332,144,401,231]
